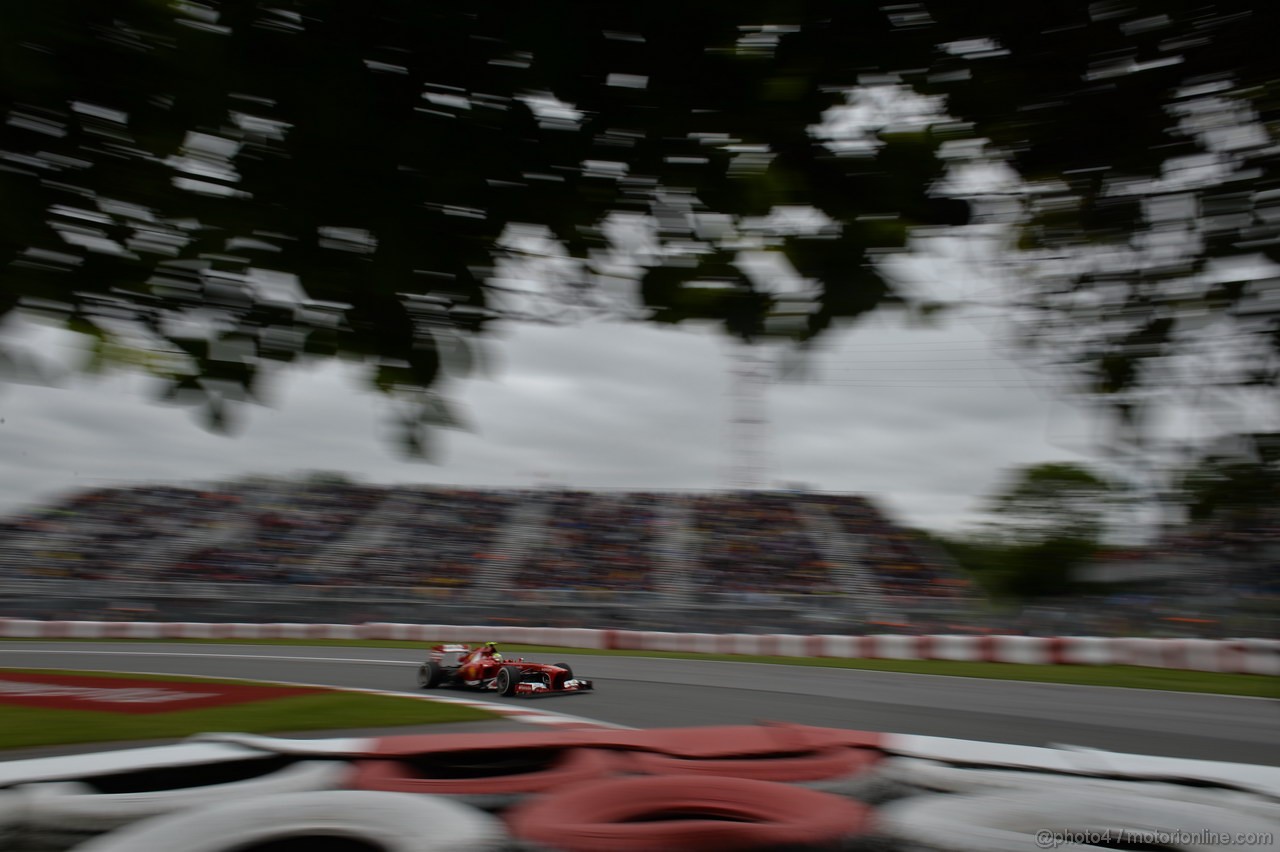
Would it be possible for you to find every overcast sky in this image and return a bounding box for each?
[0,270,1106,536]
[3,71,1274,544]
[0,84,1155,536]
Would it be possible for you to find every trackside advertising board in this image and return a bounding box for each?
[0,672,320,714]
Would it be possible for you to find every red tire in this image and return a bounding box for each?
[630,745,881,784]
[365,730,608,757]
[347,746,624,809]
[505,775,875,852]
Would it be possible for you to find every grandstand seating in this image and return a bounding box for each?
[3,480,1276,637]
[0,480,981,610]
[159,481,385,584]
[511,491,657,592]
[690,493,836,595]
[0,485,250,581]
[333,488,517,590]
[804,494,975,601]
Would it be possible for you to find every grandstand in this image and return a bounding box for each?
[511,491,658,594]
[5,478,1276,637]
[1068,513,1280,639]
[0,478,983,632]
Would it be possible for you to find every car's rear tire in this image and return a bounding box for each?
[495,666,520,697]
[418,661,443,689]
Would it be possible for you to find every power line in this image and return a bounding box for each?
[813,331,1275,355]
[781,382,1064,388]
[824,360,1044,368]
[785,379,1262,389]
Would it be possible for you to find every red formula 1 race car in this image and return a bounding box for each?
[416,642,593,697]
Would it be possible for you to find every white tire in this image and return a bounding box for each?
[68,790,507,852]
[0,743,266,789]
[188,733,372,756]
[802,770,896,799]
[880,757,1280,821]
[22,760,347,842]
[0,791,23,849]
[877,789,1280,852]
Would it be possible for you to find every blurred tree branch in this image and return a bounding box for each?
[1,1,1275,458]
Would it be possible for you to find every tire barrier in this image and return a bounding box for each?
[4,619,1276,673]
[606,725,808,757]
[629,745,880,785]
[505,775,876,852]
[66,790,509,852]
[361,729,614,758]
[876,789,1280,852]
[878,757,1280,821]
[360,725,871,760]
[886,734,1280,799]
[4,724,1278,851]
[577,722,885,758]
[759,722,887,750]
[347,746,627,810]
[0,791,23,850]
[608,722,887,797]
[0,742,271,788]
[18,759,347,847]
[364,725,854,759]
[1052,744,1280,800]
[189,732,375,756]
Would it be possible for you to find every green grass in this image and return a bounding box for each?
[0,668,496,751]
[4,637,1275,698]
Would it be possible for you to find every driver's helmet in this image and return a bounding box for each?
[492,653,503,663]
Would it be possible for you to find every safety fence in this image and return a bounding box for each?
[1,619,1277,675]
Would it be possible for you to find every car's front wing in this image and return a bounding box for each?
[512,678,594,696]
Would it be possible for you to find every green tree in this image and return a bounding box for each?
[1176,434,1280,526]
[1,1,1275,454]
[916,531,1005,596]
[927,530,1097,600]
[955,462,1123,597]
[984,463,1120,544]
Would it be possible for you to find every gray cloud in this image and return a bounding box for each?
[0,310,1098,535]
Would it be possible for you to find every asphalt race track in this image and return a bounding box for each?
[2,642,1276,765]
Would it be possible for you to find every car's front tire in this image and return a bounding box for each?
[552,663,575,689]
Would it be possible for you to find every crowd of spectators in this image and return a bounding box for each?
[1074,509,1279,636]
[1163,512,1279,599]
[6,480,1276,636]
[804,494,974,601]
[3,481,982,607]
[336,488,516,590]
[691,492,837,595]
[163,481,386,584]
[512,491,657,592]
[0,485,246,581]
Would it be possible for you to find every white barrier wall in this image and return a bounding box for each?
[0,620,1276,675]
[991,635,1051,665]
[927,635,980,662]
[1060,636,1112,666]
